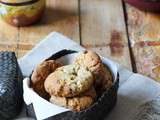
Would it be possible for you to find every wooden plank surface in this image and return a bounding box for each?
[0,0,133,71]
[126,4,160,82]
[80,0,132,70]
[0,19,19,55]
[18,0,80,58]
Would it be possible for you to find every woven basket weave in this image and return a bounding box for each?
[0,52,23,120]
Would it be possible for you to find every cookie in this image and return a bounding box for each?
[96,65,113,96]
[102,65,113,89]
[31,60,62,99]
[50,87,97,112]
[74,51,104,84]
[74,51,113,94]
[44,64,94,97]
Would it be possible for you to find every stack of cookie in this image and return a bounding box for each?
[31,51,113,112]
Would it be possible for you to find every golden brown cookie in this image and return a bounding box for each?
[44,64,94,97]
[74,51,104,85]
[96,65,113,95]
[31,60,62,99]
[102,65,113,89]
[50,87,97,112]
[74,51,113,94]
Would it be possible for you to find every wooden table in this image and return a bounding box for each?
[0,0,160,82]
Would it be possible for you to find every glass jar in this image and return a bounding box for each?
[0,0,45,26]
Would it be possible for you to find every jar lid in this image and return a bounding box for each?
[0,0,37,3]
[0,0,39,6]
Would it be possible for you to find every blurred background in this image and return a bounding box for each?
[0,0,160,82]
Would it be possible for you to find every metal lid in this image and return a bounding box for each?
[0,0,39,6]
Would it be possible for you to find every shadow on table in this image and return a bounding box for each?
[35,7,78,26]
[105,94,144,120]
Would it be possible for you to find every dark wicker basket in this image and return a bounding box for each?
[0,52,23,120]
[27,50,119,120]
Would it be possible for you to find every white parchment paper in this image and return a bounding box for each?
[17,32,160,120]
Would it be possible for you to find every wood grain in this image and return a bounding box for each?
[0,19,19,56]
[126,4,160,82]
[80,0,132,70]
[17,0,80,58]
[0,0,133,72]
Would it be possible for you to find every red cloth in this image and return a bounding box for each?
[124,0,160,12]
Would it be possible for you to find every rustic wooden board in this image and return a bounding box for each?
[80,0,132,70]
[0,19,19,55]
[17,0,80,58]
[126,4,160,82]
[0,0,133,72]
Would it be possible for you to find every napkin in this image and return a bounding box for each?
[18,32,160,120]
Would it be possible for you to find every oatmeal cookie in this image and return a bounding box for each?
[74,51,104,85]
[31,60,62,99]
[96,65,113,95]
[50,87,97,112]
[102,65,113,89]
[44,64,94,97]
[74,51,113,93]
